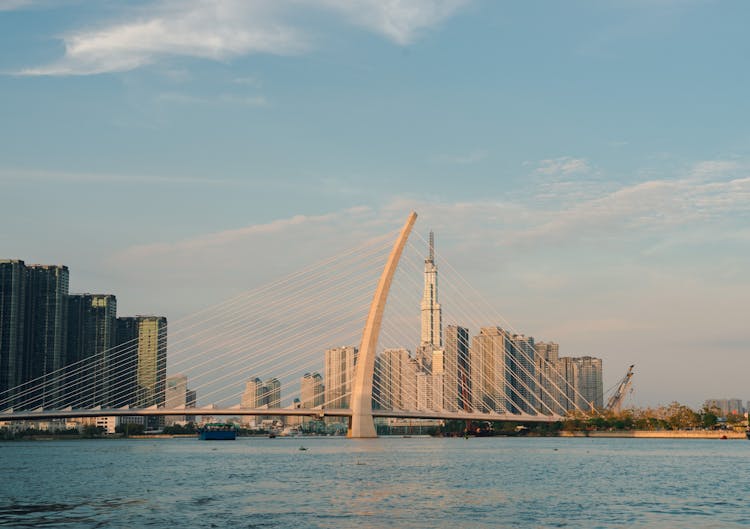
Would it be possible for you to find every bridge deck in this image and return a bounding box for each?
[0,407,563,423]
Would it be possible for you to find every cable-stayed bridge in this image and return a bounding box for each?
[0,212,595,437]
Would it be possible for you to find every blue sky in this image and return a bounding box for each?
[1,0,749,407]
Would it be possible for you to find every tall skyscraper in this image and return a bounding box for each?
[535,342,559,363]
[419,232,442,359]
[375,348,416,410]
[240,377,264,424]
[324,345,357,409]
[265,378,281,408]
[133,316,167,429]
[0,260,26,402]
[241,377,265,407]
[24,264,69,407]
[469,327,510,413]
[571,356,603,410]
[66,294,117,407]
[300,372,323,408]
[416,371,433,411]
[113,317,140,408]
[554,356,579,413]
[535,341,565,415]
[509,334,537,414]
[445,324,470,411]
[127,316,167,410]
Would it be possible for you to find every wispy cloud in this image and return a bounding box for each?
[0,168,240,186]
[689,159,740,179]
[99,158,750,317]
[0,0,35,10]
[156,92,268,107]
[19,0,468,76]
[382,159,750,251]
[108,206,379,291]
[318,0,468,45]
[535,156,591,177]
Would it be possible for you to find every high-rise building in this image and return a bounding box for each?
[469,327,510,413]
[431,348,445,411]
[571,356,603,410]
[128,316,167,409]
[133,316,167,429]
[240,377,264,425]
[554,356,579,413]
[241,377,265,407]
[113,317,140,408]
[66,294,117,407]
[375,348,416,410]
[300,372,323,408]
[420,231,442,348]
[509,334,537,414]
[535,342,559,363]
[535,341,565,415]
[705,398,744,416]
[186,389,197,409]
[727,398,743,415]
[164,373,194,425]
[324,345,357,409]
[445,324,470,411]
[265,378,281,408]
[417,232,442,371]
[24,264,69,407]
[0,260,27,403]
[416,371,433,411]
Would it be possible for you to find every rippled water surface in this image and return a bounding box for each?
[1,436,748,528]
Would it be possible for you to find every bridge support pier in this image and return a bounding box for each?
[349,412,376,438]
[348,212,417,439]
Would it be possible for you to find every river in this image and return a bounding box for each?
[1,436,748,528]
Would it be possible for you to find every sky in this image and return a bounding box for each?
[1,0,749,408]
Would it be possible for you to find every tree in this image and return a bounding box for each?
[115,423,146,436]
[81,425,106,438]
[700,407,718,428]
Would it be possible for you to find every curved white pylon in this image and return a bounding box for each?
[349,212,418,438]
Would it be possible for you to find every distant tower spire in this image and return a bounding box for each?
[420,231,442,348]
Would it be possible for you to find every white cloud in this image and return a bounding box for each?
[318,0,468,45]
[20,0,468,76]
[20,1,308,76]
[536,156,591,177]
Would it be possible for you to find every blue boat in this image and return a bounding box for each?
[198,423,237,440]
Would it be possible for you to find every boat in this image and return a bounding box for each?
[198,423,237,441]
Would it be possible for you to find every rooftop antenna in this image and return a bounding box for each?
[429,231,435,261]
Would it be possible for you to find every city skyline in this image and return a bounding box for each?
[1,1,748,407]
[1,232,606,422]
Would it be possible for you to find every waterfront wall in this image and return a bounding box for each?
[559,430,746,439]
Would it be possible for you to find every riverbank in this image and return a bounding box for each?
[559,430,746,439]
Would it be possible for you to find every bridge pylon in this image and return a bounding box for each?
[348,212,417,438]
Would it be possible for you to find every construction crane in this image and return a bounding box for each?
[605,365,634,413]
